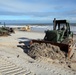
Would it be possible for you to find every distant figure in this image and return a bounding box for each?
[9,28,15,33]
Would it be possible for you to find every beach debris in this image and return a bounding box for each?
[17,55,19,58]
[0,27,14,36]
[68,65,71,68]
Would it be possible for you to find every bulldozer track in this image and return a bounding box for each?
[0,56,32,75]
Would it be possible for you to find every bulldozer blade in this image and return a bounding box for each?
[31,40,75,58]
[31,40,69,53]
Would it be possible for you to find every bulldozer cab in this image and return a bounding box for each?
[53,18,72,38]
[44,18,73,43]
[53,18,68,30]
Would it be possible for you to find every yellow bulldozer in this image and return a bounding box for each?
[21,26,30,31]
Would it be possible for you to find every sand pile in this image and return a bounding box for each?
[28,43,65,61]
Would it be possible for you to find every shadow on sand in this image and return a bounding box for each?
[17,37,31,53]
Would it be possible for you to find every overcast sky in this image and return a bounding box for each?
[0,0,76,23]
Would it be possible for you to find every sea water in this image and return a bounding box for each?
[0,24,76,34]
[30,25,76,34]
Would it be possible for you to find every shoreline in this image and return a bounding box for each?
[0,25,76,34]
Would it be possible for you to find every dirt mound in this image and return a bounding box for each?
[28,43,65,61]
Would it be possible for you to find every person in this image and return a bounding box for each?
[61,25,67,37]
[61,25,66,30]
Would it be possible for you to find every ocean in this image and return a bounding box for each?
[0,24,76,34]
[31,25,76,34]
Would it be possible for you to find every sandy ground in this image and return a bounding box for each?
[0,30,76,75]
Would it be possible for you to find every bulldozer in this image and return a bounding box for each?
[31,18,75,58]
[21,26,31,31]
[18,18,76,58]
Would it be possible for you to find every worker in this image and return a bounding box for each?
[61,25,66,30]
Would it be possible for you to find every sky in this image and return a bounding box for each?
[0,0,76,23]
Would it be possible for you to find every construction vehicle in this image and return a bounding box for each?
[31,18,75,58]
[18,18,76,58]
[21,26,31,31]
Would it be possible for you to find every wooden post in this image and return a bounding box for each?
[53,18,56,30]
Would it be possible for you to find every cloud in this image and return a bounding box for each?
[0,0,66,15]
[0,0,76,22]
[0,0,51,12]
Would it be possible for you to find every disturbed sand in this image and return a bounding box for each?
[0,30,76,75]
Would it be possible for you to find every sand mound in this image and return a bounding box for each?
[28,43,65,61]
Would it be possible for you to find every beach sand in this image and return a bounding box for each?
[0,30,76,75]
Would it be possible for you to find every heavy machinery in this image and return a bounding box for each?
[18,18,76,58]
[21,26,31,31]
[31,18,75,58]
